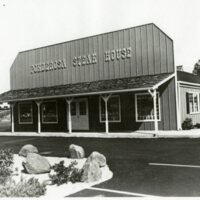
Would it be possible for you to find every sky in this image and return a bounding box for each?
[0,0,199,93]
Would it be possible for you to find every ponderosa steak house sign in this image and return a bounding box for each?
[30,47,132,74]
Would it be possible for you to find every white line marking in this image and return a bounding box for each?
[149,163,200,168]
[89,187,158,197]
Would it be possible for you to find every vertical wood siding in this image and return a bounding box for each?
[13,78,177,132]
[88,78,177,131]
[179,85,200,125]
[10,24,174,90]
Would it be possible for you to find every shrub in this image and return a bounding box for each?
[195,123,200,128]
[182,118,193,130]
[49,160,83,185]
[70,167,83,183]
[0,148,14,184]
[0,110,10,121]
[0,177,46,197]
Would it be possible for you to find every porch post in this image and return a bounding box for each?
[10,102,16,133]
[35,100,42,134]
[101,94,112,134]
[153,89,158,131]
[65,98,73,134]
[148,89,158,131]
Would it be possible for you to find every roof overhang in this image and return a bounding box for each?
[0,73,174,103]
[178,80,200,87]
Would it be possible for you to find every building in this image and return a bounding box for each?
[177,70,200,126]
[0,23,181,133]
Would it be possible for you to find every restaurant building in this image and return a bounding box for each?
[0,23,181,133]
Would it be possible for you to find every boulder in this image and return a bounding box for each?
[69,144,85,159]
[19,144,38,157]
[87,151,106,167]
[23,153,51,174]
[81,160,102,183]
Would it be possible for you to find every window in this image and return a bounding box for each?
[71,102,76,116]
[135,93,160,121]
[99,96,121,122]
[187,92,200,114]
[18,102,33,124]
[42,101,58,123]
[79,101,87,115]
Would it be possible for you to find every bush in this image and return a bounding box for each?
[195,123,200,128]
[0,148,14,184]
[49,160,83,185]
[0,177,46,197]
[0,110,10,121]
[182,118,194,130]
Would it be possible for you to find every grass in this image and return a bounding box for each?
[0,110,11,132]
[0,121,11,131]
[0,177,46,197]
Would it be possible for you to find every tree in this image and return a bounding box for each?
[193,60,200,75]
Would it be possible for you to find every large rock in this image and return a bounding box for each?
[19,144,38,157]
[87,151,106,167]
[69,144,85,159]
[23,153,51,174]
[81,160,102,183]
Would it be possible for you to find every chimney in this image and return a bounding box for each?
[177,65,183,71]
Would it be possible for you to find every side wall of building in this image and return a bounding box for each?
[13,78,177,132]
[89,78,177,131]
[179,84,200,125]
[14,99,67,132]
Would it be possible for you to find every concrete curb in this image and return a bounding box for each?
[0,130,200,138]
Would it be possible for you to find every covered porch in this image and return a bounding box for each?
[0,73,175,134]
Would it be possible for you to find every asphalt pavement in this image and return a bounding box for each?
[0,136,200,196]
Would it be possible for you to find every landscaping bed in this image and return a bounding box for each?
[0,145,113,197]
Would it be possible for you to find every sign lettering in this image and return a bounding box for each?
[30,47,132,74]
[30,60,66,74]
[73,53,97,67]
[104,47,131,62]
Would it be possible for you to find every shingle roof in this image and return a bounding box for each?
[0,73,173,102]
[177,71,200,84]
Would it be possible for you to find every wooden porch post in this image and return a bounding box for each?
[10,102,16,133]
[65,98,73,133]
[153,89,158,131]
[35,100,42,134]
[101,94,112,134]
[148,89,158,131]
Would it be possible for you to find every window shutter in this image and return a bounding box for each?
[186,92,190,114]
[199,93,200,111]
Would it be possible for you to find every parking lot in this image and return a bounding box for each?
[1,135,200,197]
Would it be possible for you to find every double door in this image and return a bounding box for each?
[70,98,89,130]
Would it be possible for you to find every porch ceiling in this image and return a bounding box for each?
[0,73,174,102]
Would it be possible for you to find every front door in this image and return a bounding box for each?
[71,98,89,130]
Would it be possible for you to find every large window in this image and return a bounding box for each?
[99,96,121,122]
[187,92,200,114]
[42,101,58,123]
[135,93,160,122]
[18,102,33,124]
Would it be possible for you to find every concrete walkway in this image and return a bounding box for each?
[0,129,200,138]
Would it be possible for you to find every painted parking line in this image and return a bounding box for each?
[89,187,158,197]
[149,163,200,168]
